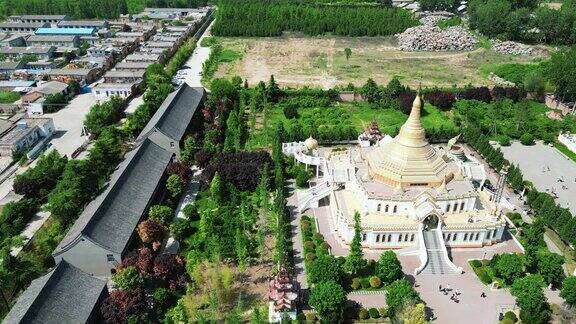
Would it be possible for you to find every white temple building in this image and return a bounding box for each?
[283,91,508,274]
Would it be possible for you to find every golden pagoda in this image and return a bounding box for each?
[364,90,453,189]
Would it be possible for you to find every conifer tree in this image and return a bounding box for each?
[345,211,365,274]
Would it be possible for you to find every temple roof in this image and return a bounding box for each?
[364,91,453,188]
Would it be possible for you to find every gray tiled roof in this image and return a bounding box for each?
[138,84,205,144]
[55,138,173,255]
[2,260,107,324]
[26,35,78,43]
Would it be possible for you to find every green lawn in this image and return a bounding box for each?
[554,142,576,164]
[0,91,20,104]
[246,101,455,149]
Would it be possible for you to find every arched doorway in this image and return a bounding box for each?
[423,214,439,230]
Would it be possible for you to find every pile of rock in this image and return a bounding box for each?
[491,40,548,58]
[396,26,478,51]
[419,15,447,26]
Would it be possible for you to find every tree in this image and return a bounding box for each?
[344,211,365,275]
[361,78,381,103]
[309,254,342,284]
[112,266,146,290]
[378,250,403,284]
[494,253,524,285]
[101,288,148,324]
[385,279,421,316]
[397,300,427,324]
[166,174,185,199]
[84,96,123,136]
[266,74,281,103]
[210,171,224,203]
[520,133,535,145]
[153,253,188,290]
[120,247,154,275]
[560,276,576,306]
[537,253,565,288]
[13,149,67,198]
[548,46,576,102]
[511,274,551,324]
[419,0,457,11]
[344,48,352,61]
[137,219,166,245]
[309,280,346,323]
[148,205,173,227]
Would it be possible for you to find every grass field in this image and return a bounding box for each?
[0,91,20,104]
[246,102,455,149]
[213,36,538,89]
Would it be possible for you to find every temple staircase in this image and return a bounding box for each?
[420,230,461,275]
[297,181,332,213]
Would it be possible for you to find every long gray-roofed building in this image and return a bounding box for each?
[57,20,109,30]
[53,138,174,276]
[0,22,49,33]
[52,84,205,277]
[2,260,108,324]
[137,84,205,155]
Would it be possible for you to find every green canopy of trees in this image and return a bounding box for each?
[212,0,418,37]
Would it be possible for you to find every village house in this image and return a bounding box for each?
[92,82,138,101]
[22,81,69,115]
[103,70,145,83]
[44,68,99,84]
[26,35,80,47]
[0,22,49,33]
[25,61,56,70]
[0,80,36,92]
[114,61,152,72]
[0,46,56,61]
[8,15,69,25]
[0,116,54,157]
[35,27,95,37]
[57,20,110,31]
[124,52,161,63]
[0,34,27,47]
[0,61,24,79]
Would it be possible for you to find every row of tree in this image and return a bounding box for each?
[0,0,207,19]
[468,0,576,45]
[212,0,418,37]
[527,190,576,251]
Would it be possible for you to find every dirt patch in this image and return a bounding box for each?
[219,36,537,89]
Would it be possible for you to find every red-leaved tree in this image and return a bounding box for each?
[153,254,188,290]
[101,288,147,324]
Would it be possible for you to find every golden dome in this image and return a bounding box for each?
[304,136,318,150]
[364,90,453,189]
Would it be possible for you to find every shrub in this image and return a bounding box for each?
[504,311,518,322]
[398,91,417,114]
[313,232,324,242]
[378,307,388,318]
[351,278,361,290]
[426,90,455,110]
[304,241,315,253]
[460,87,492,103]
[369,276,382,288]
[301,215,311,221]
[283,104,298,119]
[305,312,317,321]
[361,277,371,289]
[321,242,331,250]
[305,252,316,262]
[148,205,173,226]
[500,319,515,324]
[475,267,492,284]
[301,220,311,228]
[368,307,380,319]
[520,133,534,145]
[471,260,482,268]
[358,308,369,320]
[497,135,511,146]
[481,259,491,266]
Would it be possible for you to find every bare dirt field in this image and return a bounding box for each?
[216,36,536,89]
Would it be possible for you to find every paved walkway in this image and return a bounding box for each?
[164,167,201,254]
[287,180,308,290]
[184,20,214,88]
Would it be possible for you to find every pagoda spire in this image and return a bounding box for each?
[396,84,426,147]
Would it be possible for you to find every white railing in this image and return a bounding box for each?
[298,181,332,212]
[414,223,428,275]
[435,226,463,274]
